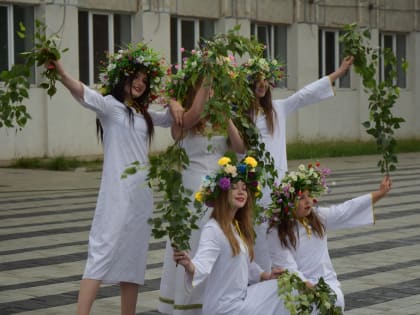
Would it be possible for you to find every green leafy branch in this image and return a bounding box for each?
[278,270,343,315]
[0,64,31,128]
[0,20,68,129]
[122,144,201,251]
[340,23,406,174]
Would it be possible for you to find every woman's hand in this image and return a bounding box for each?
[260,267,285,281]
[169,99,185,127]
[372,176,392,203]
[173,249,195,274]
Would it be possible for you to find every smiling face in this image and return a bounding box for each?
[296,190,314,218]
[228,180,248,210]
[124,71,148,101]
[254,77,269,99]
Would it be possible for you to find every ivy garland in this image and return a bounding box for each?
[0,20,68,129]
[340,23,407,174]
[139,26,281,250]
[278,270,343,315]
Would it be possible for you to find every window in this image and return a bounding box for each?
[251,23,287,88]
[170,17,215,67]
[0,4,35,82]
[319,29,350,88]
[380,33,407,88]
[78,11,131,85]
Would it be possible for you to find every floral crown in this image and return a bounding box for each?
[241,57,285,87]
[264,162,331,225]
[165,48,238,103]
[99,42,167,102]
[194,155,262,208]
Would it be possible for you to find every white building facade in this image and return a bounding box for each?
[1,0,419,161]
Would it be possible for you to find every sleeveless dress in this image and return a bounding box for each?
[158,132,228,315]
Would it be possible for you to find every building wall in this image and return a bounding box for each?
[1,0,419,161]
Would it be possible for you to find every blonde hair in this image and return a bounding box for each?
[211,185,255,260]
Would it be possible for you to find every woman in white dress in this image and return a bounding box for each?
[173,155,288,315]
[48,44,174,315]
[158,76,245,313]
[266,163,392,311]
[244,56,354,271]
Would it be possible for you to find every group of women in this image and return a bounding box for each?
[48,39,391,315]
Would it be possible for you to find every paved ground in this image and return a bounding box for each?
[0,153,419,315]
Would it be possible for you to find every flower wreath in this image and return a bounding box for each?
[241,57,285,87]
[265,162,331,225]
[194,155,262,208]
[99,42,167,103]
[165,49,238,103]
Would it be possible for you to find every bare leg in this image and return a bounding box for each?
[120,282,139,315]
[76,279,101,315]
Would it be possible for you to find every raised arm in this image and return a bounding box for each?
[227,119,246,154]
[49,60,84,100]
[170,83,210,140]
[371,176,392,204]
[328,56,354,84]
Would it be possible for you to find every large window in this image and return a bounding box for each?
[380,33,407,88]
[170,17,215,67]
[0,4,35,82]
[251,23,287,88]
[78,11,131,85]
[319,29,350,88]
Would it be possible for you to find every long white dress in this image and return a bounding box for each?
[254,76,335,271]
[80,86,172,285]
[186,218,288,315]
[267,194,374,310]
[158,133,229,315]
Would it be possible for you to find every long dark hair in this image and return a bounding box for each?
[96,69,154,144]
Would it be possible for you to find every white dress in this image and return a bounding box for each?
[158,133,229,315]
[267,194,374,310]
[254,76,335,271]
[80,86,172,285]
[186,219,288,315]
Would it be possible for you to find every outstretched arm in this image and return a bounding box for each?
[281,55,354,116]
[48,60,84,100]
[371,176,392,204]
[328,56,354,84]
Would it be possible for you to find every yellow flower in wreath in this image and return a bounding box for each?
[218,157,231,166]
[195,191,204,202]
[244,156,258,168]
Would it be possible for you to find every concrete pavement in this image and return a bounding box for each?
[0,153,419,314]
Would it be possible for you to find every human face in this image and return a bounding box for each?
[295,190,314,218]
[254,78,269,99]
[228,181,248,210]
[125,71,148,100]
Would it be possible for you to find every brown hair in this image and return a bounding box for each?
[250,79,276,135]
[274,204,325,250]
[211,185,255,260]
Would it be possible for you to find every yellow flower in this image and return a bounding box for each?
[218,157,231,166]
[244,156,257,168]
[195,191,203,202]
